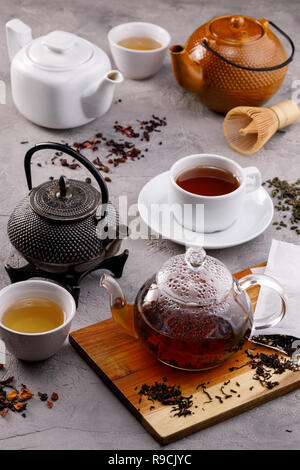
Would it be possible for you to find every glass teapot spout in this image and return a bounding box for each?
[100,273,138,338]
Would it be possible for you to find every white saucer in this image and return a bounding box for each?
[138,171,274,249]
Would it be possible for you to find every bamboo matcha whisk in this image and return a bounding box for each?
[223,100,300,155]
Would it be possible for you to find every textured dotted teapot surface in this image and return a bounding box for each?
[188,20,286,88]
[7,197,119,271]
[172,15,288,113]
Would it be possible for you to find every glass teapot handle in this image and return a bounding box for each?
[238,273,287,331]
[24,142,109,205]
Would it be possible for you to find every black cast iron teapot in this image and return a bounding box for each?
[7,142,126,275]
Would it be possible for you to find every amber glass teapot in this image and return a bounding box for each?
[101,247,286,371]
[170,15,295,113]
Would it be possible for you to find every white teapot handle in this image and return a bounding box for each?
[6,19,32,62]
[238,273,287,331]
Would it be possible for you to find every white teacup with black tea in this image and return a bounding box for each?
[176,165,241,197]
[0,280,76,361]
[168,154,262,233]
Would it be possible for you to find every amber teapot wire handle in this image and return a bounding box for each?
[202,21,295,72]
[24,142,109,206]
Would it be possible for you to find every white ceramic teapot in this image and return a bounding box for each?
[6,19,123,129]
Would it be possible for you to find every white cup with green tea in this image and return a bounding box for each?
[0,280,76,361]
[108,22,170,79]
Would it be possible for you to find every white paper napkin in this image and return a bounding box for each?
[250,239,300,338]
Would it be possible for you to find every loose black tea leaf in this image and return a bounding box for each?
[251,334,300,356]
[196,383,206,390]
[202,389,213,404]
[245,350,300,389]
[137,381,194,417]
[220,385,232,399]
[38,392,48,402]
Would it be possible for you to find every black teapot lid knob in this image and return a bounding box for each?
[58,175,70,198]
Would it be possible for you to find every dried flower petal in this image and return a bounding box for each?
[51,392,59,402]
[19,388,34,402]
[7,390,18,402]
[13,402,26,412]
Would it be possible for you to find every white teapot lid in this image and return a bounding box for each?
[28,31,93,68]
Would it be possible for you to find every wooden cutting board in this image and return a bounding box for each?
[69,263,300,445]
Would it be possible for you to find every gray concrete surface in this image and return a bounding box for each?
[0,0,300,450]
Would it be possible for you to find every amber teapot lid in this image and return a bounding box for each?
[209,15,264,43]
[182,15,294,74]
[156,247,233,306]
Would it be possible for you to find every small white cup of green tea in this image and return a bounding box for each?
[0,280,76,361]
[108,22,170,79]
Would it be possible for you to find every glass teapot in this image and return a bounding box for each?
[100,247,286,371]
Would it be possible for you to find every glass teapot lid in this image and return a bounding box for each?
[156,247,233,306]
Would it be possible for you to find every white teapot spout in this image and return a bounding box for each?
[82,70,123,119]
[6,19,32,62]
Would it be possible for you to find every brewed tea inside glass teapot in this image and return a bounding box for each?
[101,247,286,371]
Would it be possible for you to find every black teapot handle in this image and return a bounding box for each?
[202,21,295,72]
[24,142,109,205]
